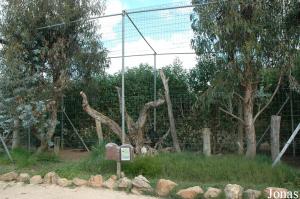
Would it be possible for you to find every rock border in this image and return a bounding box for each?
[0,171,291,199]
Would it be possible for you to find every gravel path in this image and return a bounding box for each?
[0,182,157,199]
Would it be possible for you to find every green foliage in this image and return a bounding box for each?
[0,0,108,148]
[0,148,59,168]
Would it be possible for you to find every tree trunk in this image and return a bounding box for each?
[244,83,256,158]
[12,118,20,149]
[37,101,58,153]
[95,119,103,144]
[237,100,244,154]
[159,70,181,152]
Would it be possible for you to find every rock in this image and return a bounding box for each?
[103,175,117,190]
[30,175,43,184]
[224,184,243,199]
[57,178,72,187]
[132,175,152,192]
[44,172,59,184]
[72,178,88,186]
[156,179,177,197]
[0,172,18,182]
[17,173,30,183]
[264,187,288,199]
[244,189,262,199]
[177,186,204,199]
[204,187,222,198]
[118,177,132,189]
[120,172,125,178]
[131,187,142,195]
[88,175,103,188]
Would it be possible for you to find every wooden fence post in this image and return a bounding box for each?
[203,128,211,156]
[271,115,281,161]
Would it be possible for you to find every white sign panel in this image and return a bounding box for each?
[120,147,131,161]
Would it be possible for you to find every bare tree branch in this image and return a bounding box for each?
[160,69,181,152]
[253,73,283,123]
[80,91,128,142]
[219,107,245,124]
[136,98,165,128]
[234,92,245,102]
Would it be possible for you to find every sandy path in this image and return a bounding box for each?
[0,182,158,199]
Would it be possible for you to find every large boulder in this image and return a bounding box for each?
[103,175,117,190]
[264,187,288,199]
[224,184,243,199]
[204,187,222,198]
[72,178,88,186]
[244,189,262,199]
[156,179,177,197]
[132,175,152,192]
[17,173,30,183]
[44,172,59,184]
[30,175,43,185]
[88,175,103,188]
[57,178,72,187]
[118,177,132,190]
[177,186,204,199]
[0,172,18,182]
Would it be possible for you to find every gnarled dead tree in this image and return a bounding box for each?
[80,89,165,153]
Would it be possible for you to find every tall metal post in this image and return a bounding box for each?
[121,10,126,145]
[153,53,157,132]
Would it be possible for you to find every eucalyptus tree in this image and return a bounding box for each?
[0,0,109,152]
[191,0,300,157]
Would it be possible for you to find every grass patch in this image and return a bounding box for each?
[1,145,299,191]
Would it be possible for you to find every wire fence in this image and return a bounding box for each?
[1,1,299,159]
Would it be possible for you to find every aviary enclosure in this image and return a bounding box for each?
[0,0,300,162]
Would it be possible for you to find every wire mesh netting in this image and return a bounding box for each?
[1,0,299,159]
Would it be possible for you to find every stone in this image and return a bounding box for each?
[132,175,152,192]
[204,187,222,198]
[17,173,30,183]
[44,172,59,184]
[244,189,262,199]
[264,187,288,199]
[72,178,88,186]
[57,178,72,187]
[30,175,43,184]
[103,175,117,190]
[118,177,132,189]
[88,175,103,188]
[0,171,18,182]
[156,179,177,197]
[224,184,243,199]
[131,187,142,195]
[177,186,204,199]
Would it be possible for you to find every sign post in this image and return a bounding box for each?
[105,143,133,179]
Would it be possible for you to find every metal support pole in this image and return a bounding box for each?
[273,123,300,167]
[0,134,13,163]
[154,53,157,132]
[290,92,295,157]
[121,10,126,144]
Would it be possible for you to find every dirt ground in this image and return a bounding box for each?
[0,181,157,199]
[58,149,90,161]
